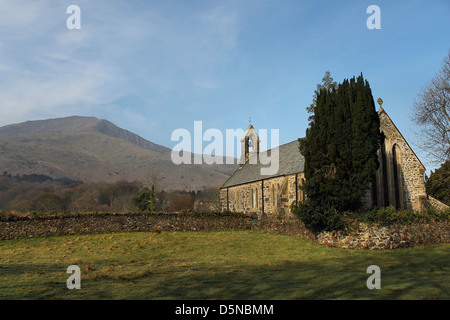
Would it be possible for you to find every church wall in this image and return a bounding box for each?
[220,173,305,218]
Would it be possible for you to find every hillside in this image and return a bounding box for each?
[0,116,237,190]
[0,116,170,154]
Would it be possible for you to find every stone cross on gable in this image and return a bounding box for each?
[377,97,383,109]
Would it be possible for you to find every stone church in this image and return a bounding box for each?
[219,101,448,218]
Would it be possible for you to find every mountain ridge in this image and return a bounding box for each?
[0,116,170,154]
[0,116,237,190]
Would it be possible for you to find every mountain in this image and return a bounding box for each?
[0,116,169,154]
[0,116,237,190]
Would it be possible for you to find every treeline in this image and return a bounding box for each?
[0,174,219,213]
[2,171,80,185]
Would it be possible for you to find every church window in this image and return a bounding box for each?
[393,144,404,209]
[299,178,305,202]
[381,141,389,207]
[252,188,256,208]
[272,185,276,207]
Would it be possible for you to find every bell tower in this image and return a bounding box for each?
[240,121,260,166]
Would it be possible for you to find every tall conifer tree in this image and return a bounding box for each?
[299,73,381,213]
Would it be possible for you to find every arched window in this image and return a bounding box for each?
[252,188,257,208]
[248,137,253,153]
[251,188,254,208]
[381,141,389,207]
[392,144,404,209]
[272,185,276,207]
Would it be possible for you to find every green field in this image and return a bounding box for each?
[0,230,448,300]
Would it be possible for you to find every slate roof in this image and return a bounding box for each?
[221,140,304,188]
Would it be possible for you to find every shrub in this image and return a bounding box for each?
[292,201,346,234]
[168,193,195,212]
[358,206,450,226]
[133,186,156,212]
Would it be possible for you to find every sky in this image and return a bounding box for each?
[0,0,449,172]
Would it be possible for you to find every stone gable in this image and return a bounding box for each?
[372,108,428,211]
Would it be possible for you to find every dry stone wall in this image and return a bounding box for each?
[0,212,253,240]
[1,213,447,250]
[316,221,449,249]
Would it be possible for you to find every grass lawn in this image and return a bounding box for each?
[0,230,448,300]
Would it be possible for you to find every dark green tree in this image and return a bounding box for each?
[133,186,156,212]
[426,160,450,206]
[295,74,381,231]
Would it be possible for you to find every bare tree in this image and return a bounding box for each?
[412,51,450,164]
[143,171,161,192]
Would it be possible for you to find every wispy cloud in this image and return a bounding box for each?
[0,1,115,124]
[0,1,243,127]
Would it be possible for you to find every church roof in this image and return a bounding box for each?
[221,140,304,188]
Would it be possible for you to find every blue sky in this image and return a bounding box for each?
[0,0,449,172]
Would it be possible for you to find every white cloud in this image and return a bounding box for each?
[0,1,244,127]
[0,1,124,125]
[0,0,49,30]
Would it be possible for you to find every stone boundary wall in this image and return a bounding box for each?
[0,213,448,250]
[316,221,449,249]
[0,213,253,240]
[251,219,449,249]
